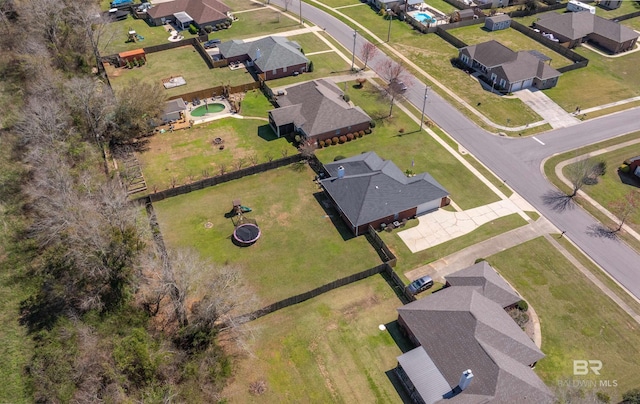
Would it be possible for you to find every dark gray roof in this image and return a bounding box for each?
[398,347,451,404]
[486,14,511,23]
[445,261,521,308]
[397,264,554,404]
[460,40,517,68]
[269,79,371,138]
[147,0,230,25]
[535,11,638,43]
[320,152,449,228]
[218,36,309,73]
[163,98,186,122]
[527,49,551,62]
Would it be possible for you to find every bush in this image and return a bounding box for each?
[113,328,160,385]
[308,61,314,72]
[319,140,325,148]
[516,300,529,312]
[339,135,347,144]
[399,128,405,133]
[226,17,233,25]
[474,258,486,264]
[622,388,640,403]
[324,138,332,146]
[139,57,145,66]
[216,23,223,30]
[596,391,610,403]
[594,160,607,176]
[343,94,350,102]
[204,25,213,33]
[334,155,346,161]
[188,24,198,34]
[369,120,376,128]
[620,164,631,173]
[332,136,339,144]
[364,128,371,135]
[346,133,354,141]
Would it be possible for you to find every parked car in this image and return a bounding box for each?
[390,79,408,92]
[406,275,433,295]
[203,39,221,49]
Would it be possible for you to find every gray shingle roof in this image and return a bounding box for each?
[218,36,309,73]
[487,14,511,23]
[398,347,451,404]
[269,79,371,138]
[445,261,521,308]
[147,0,230,25]
[461,40,516,68]
[397,264,554,404]
[535,11,638,43]
[320,152,449,228]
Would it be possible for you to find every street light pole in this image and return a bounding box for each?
[351,29,357,71]
[420,86,429,130]
[387,9,393,42]
[299,0,303,24]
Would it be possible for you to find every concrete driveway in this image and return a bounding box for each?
[514,89,580,129]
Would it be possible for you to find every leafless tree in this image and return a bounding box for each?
[609,190,640,233]
[283,0,292,11]
[248,152,259,166]
[565,157,605,198]
[377,59,410,117]
[360,42,378,70]
[112,80,166,144]
[67,1,117,75]
[234,158,245,171]
[64,76,115,145]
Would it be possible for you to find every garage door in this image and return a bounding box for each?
[416,199,441,216]
[511,81,523,91]
[523,78,534,89]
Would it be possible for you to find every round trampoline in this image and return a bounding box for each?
[233,223,261,246]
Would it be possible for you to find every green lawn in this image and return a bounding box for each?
[319,0,363,8]
[424,0,459,15]
[594,0,640,18]
[221,0,266,11]
[290,32,332,54]
[449,25,574,68]
[137,116,296,191]
[153,165,381,305]
[316,83,502,210]
[107,46,252,97]
[205,8,303,42]
[239,89,274,118]
[488,237,640,402]
[221,276,403,403]
[620,16,640,31]
[381,213,528,274]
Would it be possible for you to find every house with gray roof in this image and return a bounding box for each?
[146,0,230,30]
[533,11,638,54]
[319,152,449,235]
[459,40,561,92]
[396,262,554,404]
[268,79,371,143]
[218,36,309,81]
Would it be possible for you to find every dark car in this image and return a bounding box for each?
[406,275,433,295]
[390,79,408,92]
[203,39,221,49]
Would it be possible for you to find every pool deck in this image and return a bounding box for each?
[185,98,233,125]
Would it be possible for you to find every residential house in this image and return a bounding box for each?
[319,152,449,236]
[396,262,554,404]
[268,79,371,142]
[600,0,622,10]
[459,40,561,92]
[534,11,638,54]
[162,98,187,123]
[146,0,231,30]
[484,14,511,31]
[218,36,309,81]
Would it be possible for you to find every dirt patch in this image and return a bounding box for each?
[342,295,380,320]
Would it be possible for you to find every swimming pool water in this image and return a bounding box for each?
[191,103,225,117]
[414,12,436,24]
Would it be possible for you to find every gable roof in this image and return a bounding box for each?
[269,79,371,138]
[445,261,521,308]
[486,14,511,23]
[460,40,517,68]
[535,11,638,43]
[147,0,230,25]
[396,263,554,404]
[320,152,449,228]
[218,36,309,73]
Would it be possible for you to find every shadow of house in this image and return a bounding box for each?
[145,0,231,30]
[459,40,561,92]
[218,36,309,81]
[533,11,638,54]
[394,262,554,404]
[268,79,371,143]
[318,152,450,236]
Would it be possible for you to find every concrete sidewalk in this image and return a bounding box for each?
[515,89,580,129]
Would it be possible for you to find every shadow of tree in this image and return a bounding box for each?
[586,223,619,240]
[542,190,575,212]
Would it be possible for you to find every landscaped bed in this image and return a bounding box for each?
[221,276,404,402]
[153,164,381,305]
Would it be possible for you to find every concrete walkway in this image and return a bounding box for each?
[515,88,580,129]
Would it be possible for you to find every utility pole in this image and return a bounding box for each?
[420,86,429,130]
[299,0,303,24]
[351,29,357,71]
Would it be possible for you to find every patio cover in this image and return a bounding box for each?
[174,11,193,25]
[407,0,423,4]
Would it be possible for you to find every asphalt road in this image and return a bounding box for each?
[273,0,640,298]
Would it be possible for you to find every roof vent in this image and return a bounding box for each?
[458,369,473,391]
[337,166,345,179]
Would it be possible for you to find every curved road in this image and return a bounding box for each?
[274,0,640,298]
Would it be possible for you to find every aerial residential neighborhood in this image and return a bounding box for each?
[1,0,640,402]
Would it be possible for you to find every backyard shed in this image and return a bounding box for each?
[118,48,146,67]
[485,14,511,31]
[451,8,476,22]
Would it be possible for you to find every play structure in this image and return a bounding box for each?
[127,30,144,43]
[231,199,260,246]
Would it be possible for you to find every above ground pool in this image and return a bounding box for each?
[190,103,225,117]
[414,12,436,24]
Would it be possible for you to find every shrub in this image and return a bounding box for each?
[216,23,223,30]
[139,57,145,66]
[226,17,233,25]
[474,258,486,264]
[516,300,529,312]
[620,164,631,173]
[126,60,133,69]
[346,133,354,141]
[204,25,213,33]
[224,22,230,29]
[325,138,332,146]
[596,391,610,403]
[334,155,345,161]
[594,160,607,176]
[332,136,339,144]
[300,48,304,54]
[319,140,325,148]
[188,24,198,34]
[369,120,376,128]
[399,127,405,133]
[308,61,314,72]
[339,135,347,144]
[364,128,371,135]
[343,94,350,103]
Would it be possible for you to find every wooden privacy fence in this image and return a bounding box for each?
[436,26,468,49]
[367,225,397,267]
[137,154,304,203]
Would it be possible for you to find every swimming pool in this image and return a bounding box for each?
[414,12,436,24]
[190,103,225,117]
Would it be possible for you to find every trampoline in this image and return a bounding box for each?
[233,223,261,246]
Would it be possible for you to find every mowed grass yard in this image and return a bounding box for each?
[153,165,381,305]
[288,32,332,54]
[268,51,353,88]
[488,237,640,401]
[137,117,297,191]
[222,276,404,403]
[316,82,501,210]
[107,46,253,97]
[204,8,303,42]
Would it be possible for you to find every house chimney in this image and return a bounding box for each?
[458,369,473,391]
[337,166,345,179]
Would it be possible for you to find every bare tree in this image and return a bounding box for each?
[609,190,640,233]
[112,80,166,144]
[283,0,292,11]
[67,1,117,75]
[360,42,378,70]
[64,76,115,145]
[377,59,410,117]
[565,157,605,198]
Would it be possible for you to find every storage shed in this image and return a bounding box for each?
[485,14,511,31]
